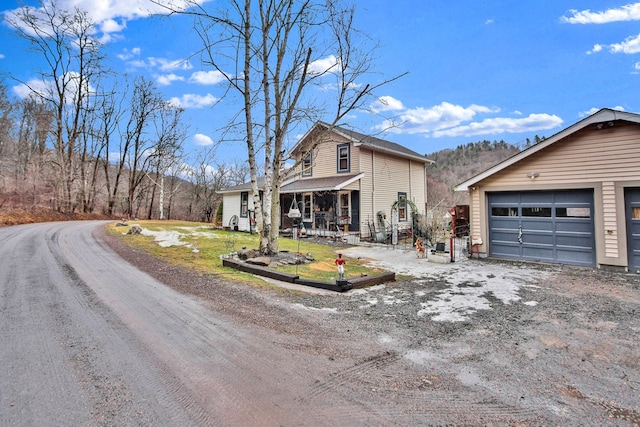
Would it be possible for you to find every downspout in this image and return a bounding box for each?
[424,163,428,213]
[409,160,413,205]
[372,151,376,234]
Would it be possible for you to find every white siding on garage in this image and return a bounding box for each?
[483,123,640,186]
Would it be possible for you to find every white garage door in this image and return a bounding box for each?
[488,190,595,267]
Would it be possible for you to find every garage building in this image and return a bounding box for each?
[455,108,640,272]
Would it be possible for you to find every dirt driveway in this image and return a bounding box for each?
[107,231,640,426]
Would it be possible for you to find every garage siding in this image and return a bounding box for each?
[488,191,595,267]
[602,181,619,258]
[625,188,640,273]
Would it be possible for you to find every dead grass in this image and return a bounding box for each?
[105,220,383,283]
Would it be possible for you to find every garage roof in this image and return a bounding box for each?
[454,108,640,192]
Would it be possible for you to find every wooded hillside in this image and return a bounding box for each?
[425,138,537,211]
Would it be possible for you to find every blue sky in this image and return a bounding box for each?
[1,0,638,163]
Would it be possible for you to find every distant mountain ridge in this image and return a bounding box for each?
[425,138,533,209]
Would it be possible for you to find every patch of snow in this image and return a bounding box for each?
[139,228,188,247]
[291,303,338,313]
[342,246,548,323]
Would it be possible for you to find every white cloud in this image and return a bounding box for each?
[148,57,192,72]
[562,3,640,24]
[100,18,126,34]
[307,55,340,75]
[193,134,214,146]
[587,44,604,54]
[122,55,193,76]
[370,96,404,113]
[189,70,227,85]
[157,73,184,86]
[372,100,563,139]
[5,1,205,44]
[485,19,494,25]
[125,59,147,68]
[12,79,49,99]
[432,113,563,138]
[609,33,640,54]
[117,47,141,61]
[0,53,5,59]
[12,73,95,104]
[168,93,219,109]
[376,102,498,135]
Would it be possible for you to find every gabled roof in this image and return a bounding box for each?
[454,108,640,191]
[292,121,434,164]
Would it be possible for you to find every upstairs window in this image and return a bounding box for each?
[302,152,312,176]
[337,143,350,173]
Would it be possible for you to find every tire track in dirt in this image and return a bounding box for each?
[304,350,400,400]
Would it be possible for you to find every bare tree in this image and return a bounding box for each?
[15,96,54,207]
[7,2,106,212]
[157,0,397,254]
[186,148,247,223]
[94,80,126,215]
[145,102,187,220]
[0,83,15,162]
[111,77,164,218]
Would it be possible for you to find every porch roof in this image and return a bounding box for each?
[281,173,364,194]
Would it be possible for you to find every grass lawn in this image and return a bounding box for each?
[106,220,385,285]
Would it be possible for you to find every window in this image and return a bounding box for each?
[398,192,407,221]
[556,207,591,218]
[492,207,518,217]
[522,207,552,217]
[240,192,248,217]
[302,152,312,176]
[337,143,350,173]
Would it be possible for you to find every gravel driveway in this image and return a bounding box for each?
[104,230,640,426]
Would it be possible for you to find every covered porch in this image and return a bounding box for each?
[280,174,363,236]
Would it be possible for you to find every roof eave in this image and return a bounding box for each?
[355,142,434,164]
